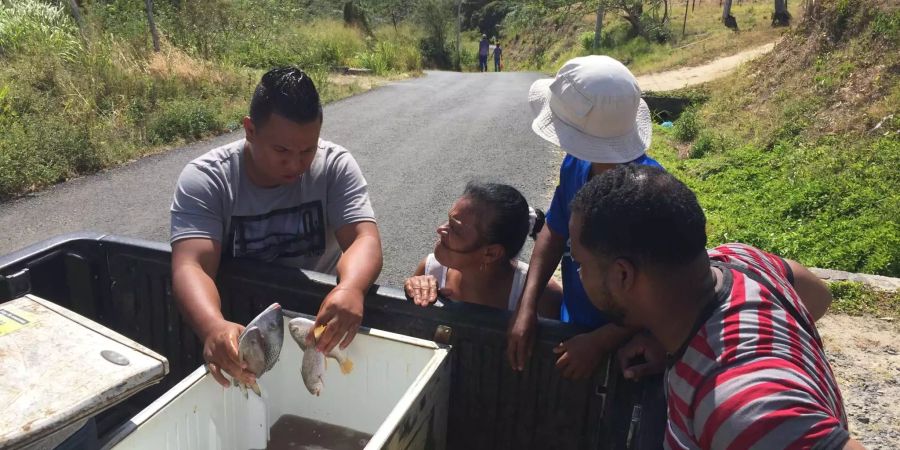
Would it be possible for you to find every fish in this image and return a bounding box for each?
[288,317,354,396]
[235,303,284,397]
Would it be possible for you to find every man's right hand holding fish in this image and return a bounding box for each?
[202,320,252,388]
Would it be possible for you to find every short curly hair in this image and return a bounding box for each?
[570,164,707,267]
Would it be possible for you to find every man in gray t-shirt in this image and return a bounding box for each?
[170,67,383,389]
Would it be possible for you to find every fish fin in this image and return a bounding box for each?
[315,374,324,396]
[339,358,354,375]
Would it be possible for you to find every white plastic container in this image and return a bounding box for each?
[103,314,451,450]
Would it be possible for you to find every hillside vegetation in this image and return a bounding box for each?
[0,0,423,198]
[650,0,899,277]
[500,0,799,74]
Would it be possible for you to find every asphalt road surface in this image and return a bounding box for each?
[0,71,562,288]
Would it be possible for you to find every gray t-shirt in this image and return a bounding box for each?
[170,138,376,274]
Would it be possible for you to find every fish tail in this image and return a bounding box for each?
[339,358,354,374]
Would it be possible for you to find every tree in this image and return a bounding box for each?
[66,0,85,31]
[370,0,416,30]
[343,1,373,35]
[773,0,791,26]
[417,0,454,68]
[146,0,161,52]
[722,0,737,29]
[603,0,645,39]
[593,1,605,52]
[470,1,511,38]
[600,0,671,42]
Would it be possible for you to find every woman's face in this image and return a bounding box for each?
[433,197,486,270]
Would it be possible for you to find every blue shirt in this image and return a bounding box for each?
[479,39,490,56]
[544,153,664,328]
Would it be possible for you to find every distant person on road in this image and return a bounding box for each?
[506,55,664,380]
[478,34,490,72]
[570,165,856,450]
[169,67,383,390]
[494,43,503,72]
[405,182,561,318]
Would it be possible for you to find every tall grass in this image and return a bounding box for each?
[354,25,424,75]
[0,0,423,199]
[0,1,80,57]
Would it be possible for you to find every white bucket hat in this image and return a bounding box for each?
[529,55,652,163]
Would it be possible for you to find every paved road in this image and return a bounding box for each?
[0,71,561,287]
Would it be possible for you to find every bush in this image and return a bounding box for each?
[93,0,154,52]
[420,37,453,69]
[640,13,673,43]
[870,10,900,42]
[148,99,224,144]
[673,108,700,142]
[0,116,96,196]
[689,132,714,158]
[580,31,596,52]
[355,39,423,75]
[416,0,454,69]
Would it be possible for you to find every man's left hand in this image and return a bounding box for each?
[308,286,364,353]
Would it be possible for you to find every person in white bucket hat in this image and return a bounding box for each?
[507,55,664,378]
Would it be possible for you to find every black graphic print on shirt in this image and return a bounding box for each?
[230,201,326,261]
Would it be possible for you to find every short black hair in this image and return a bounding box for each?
[249,67,322,127]
[463,182,544,259]
[570,165,707,267]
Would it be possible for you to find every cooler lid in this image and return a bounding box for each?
[0,295,169,449]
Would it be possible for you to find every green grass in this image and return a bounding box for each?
[651,126,900,278]
[0,0,423,199]
[828,282,900,318]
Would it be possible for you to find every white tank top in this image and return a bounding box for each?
[423,253,529,311]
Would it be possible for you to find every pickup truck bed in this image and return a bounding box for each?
[0,233,665,450]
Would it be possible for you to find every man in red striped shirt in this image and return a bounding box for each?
[568,164,863,449]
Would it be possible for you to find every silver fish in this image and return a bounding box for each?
[235,303,284,396]
[288,317,353,396]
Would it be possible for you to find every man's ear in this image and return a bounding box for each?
[483,244,506,266]
[242,116,255,142]
[611,257,637,294]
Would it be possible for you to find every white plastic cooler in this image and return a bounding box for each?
[103,313,451,450]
